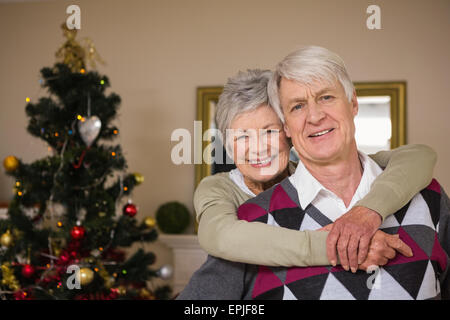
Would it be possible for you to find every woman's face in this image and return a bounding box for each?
[229,104,291,184]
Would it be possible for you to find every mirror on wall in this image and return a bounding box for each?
[195,82,406,187]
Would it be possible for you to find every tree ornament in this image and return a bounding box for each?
[144,216,156,228]
[123,202,138,217]
[3,155,19,172]
[21,264,36,278]
[1,263,20,291]
[55,23,86,72]
[155,201,191,234]
[78,115,102,147]
[156,264,173,280]
[133,172,144,185]
[79,267,94,286]
[0,230,14,247]
[70,225,86,240]
[117,285,126,295]
[13,289,33,300]
[139,288,154,299]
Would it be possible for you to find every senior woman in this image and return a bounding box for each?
[194,69,436,269]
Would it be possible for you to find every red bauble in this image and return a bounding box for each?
[14,289,33,300]
[70,225,86,240]
[21,264,35,278]
[123,203,138,217]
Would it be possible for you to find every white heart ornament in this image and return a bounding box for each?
[78,116,102,147]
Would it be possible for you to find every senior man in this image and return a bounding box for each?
[178,46,449,300]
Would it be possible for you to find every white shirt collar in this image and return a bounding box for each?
[289,151,383,211]
[229,168,256,197]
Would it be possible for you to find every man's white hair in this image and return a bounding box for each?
[268,46,355,122]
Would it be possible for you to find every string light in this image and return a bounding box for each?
[113,129,118,135]
[80,68,86,74]
[54,132,59,137]
[25,97,30,102]
[100,80,105,85]
[111,152,116,157]
[15,181,20,187]
[123,186,128,191]
[77,115,82,120]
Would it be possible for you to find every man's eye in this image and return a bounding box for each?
[321,95,334,101]
[292,104,304,111]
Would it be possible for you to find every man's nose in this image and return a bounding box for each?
[306,102,326,124]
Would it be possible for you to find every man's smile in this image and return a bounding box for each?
[308,128,335,138]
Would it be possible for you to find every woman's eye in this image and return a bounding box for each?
[236,135,248,141]
[266,129,280,134]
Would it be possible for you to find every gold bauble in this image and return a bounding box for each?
[133,173,144,185]
[79,267,94,286]
[139,288,155,299]
[3,156,19,172]
[117,285,126,295]
[0,230,14,247]
[144,217,156,228]
[104,276,115,289]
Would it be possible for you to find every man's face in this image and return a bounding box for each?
[278,78,358,165]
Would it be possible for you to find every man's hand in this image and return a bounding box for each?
[326,206,382,273]
[358,230,413,270]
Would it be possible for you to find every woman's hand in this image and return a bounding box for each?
[357,230,413,271]
[326,206,382,272]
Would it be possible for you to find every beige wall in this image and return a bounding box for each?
[1,0,449,288]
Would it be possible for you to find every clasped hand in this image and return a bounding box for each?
[319,206,413,272]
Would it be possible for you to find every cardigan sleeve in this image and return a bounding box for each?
[195,175,331,267]
[357,144,437,221]
[176,255,247,300]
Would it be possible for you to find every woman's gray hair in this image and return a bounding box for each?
[268,45,355,122]
[215,69,273,150]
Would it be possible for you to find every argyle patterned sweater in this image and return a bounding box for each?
[177,178,450,300]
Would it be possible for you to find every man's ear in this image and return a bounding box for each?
[351,90,359,117]
[284,123,292,138]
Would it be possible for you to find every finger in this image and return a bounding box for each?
[326,225,341,266]
[359,257,380,271]
[357,235,371,265]
[388,237,413,257]
[382,247,396,260]
[347,234,361,273]
[337,232,351,271]
[318,223,333,232]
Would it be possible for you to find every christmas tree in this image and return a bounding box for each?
[0,24,172,300]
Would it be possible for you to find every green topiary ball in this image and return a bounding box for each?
[155,201,191,234]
